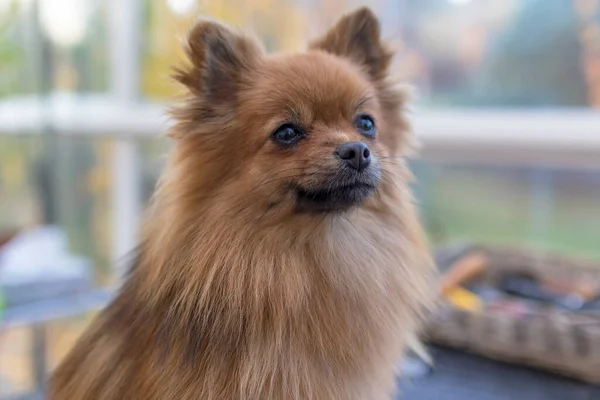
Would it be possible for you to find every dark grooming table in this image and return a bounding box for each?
[399,346,600,400]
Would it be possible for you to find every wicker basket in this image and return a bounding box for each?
[426,245,600,384]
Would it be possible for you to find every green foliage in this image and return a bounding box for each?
[0,2,25,97]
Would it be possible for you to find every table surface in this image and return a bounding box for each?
[400,346,600,400]
[1,289,112,328]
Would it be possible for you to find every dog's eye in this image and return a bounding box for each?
[354,114,376,137]
[271,124,303,146]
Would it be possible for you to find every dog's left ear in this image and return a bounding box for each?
[310,7,392,81]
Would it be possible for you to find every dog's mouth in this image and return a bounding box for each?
[294,180,378,213]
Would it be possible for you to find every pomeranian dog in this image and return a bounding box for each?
[50,7,434,400]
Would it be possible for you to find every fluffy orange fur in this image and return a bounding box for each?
[50,8,435,400]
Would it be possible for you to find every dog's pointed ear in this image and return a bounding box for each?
[309,7,392,81]
[174,20,262,102]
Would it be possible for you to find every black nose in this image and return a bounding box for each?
[335,142,371,171]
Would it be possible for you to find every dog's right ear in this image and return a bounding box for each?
[174,20,262,103]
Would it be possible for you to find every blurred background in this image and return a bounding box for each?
[0,0,599,398]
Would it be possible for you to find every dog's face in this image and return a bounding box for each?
[240,52,387,213]
[172,8,407,215]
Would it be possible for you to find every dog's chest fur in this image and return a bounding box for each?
[50,198,432,400]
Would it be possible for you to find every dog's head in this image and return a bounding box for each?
[170,8,409,216]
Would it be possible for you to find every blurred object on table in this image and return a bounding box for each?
[0,226,92,307]
[0,230,19,250]
[427,243,600,384]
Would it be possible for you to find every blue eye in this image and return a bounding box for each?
[354,114,376,137]
[271,124,303,146]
